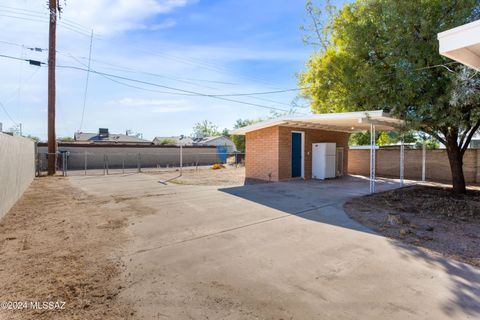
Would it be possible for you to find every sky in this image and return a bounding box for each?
[0,0,346,141]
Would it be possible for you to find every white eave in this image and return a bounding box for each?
[438,19,480,70]
[230,110,404,135]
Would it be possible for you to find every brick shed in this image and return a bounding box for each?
[231,111,404,185]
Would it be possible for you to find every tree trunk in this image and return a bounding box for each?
[445,142,466,194]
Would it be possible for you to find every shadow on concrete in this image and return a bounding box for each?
[219,175,480,318]
[220,175,402,235]
[393,240,480,317]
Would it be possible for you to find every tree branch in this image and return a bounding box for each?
[461,120,480,154]
[420,126,447,145]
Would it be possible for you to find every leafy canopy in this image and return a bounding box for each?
[192,120,220,137]
[299,0,480,143]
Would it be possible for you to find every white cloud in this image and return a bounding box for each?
[0,0,192,36]
[63,0,192,35]
[150,18,177,30]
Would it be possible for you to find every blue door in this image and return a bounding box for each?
[291,132,302,177]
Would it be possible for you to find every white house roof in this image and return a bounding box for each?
[438,19,480,70]
[230,110,404,135]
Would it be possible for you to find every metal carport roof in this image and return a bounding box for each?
[230,110,404,135]
[438,19,480,71]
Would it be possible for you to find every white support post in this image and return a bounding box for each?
[400,137,405,187]
[421,141,426,182]
[369,124,376,194]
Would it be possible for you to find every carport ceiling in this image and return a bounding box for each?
[438,19,480,71]
[230,110,404,135]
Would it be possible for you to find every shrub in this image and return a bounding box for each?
[211,163,225,170]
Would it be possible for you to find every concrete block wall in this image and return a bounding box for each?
[0,133,35,219]
[348,148,480,184]
[37,145,220,170]
[245,125,350,182]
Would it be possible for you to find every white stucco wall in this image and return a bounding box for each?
[0,133,35,219]
[203,137,237,152]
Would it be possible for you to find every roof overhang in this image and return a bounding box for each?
[230,110,404,135]
[438,19,480,70]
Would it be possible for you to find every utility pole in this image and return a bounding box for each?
[47,0,57,175]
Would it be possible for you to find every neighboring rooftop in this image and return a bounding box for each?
[153,135,233,145]
[75,128,151,144]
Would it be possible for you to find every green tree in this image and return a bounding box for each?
[26,135,41,143]
[193,120,220,137]
[57,136,74,142]
[299,0,480,194]
[221,128,230,138]
[157,138,176,145]
[349,130,417,146]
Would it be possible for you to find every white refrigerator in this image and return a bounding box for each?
[312,143,336,180]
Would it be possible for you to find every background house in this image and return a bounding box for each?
[153,135,237,152]
[153,135,194,146]
[75,128,151,145]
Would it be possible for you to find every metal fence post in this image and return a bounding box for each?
[400,139,405,187]
[106,154,109,175]
[137,153,141,173]
[84,151,87,176]
[422,141,426,182]
[180,146,183,175]
[62,153,66,177]
[122,155,125,174]
[103,154,106,175]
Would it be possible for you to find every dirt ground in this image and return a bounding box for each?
[344,185,480,268]
[0,167,246,319]
[0,177,134,320]
[145,165,247,186]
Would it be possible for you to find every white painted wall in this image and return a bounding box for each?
[0,133,35,219]
[202,137,237,152]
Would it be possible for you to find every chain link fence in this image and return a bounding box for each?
[36,147,245,177]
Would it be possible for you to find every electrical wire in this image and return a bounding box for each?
[56,64,300,113]
[0,66,41,128]
[79,31,94,131]
[0,5,303,98]
[0,4,96,35]
[0,53,308,113]
[0,10,98,38]
[0,101,18,125]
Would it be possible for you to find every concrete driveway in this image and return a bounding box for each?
[70,174,480,320]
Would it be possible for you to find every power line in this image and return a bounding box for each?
[0,11,97,38]
[0,53,306,113]
[0,4,96,35]
[0,52,306,98]
[79,31,94,131]
[0,101,18,125]
[64,53,306,107]
[56,64,298,113]
[0,53,46,64]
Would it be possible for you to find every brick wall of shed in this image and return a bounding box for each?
[277,127,350,180]
[245,125,350,182]
[245,126,280,181]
